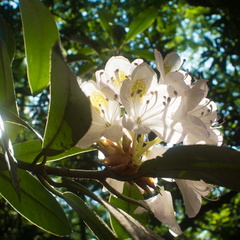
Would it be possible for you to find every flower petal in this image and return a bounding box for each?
[135,189,182,236]
[176,179,212,218]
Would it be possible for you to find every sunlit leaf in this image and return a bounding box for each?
[19,0,59,95]
[42,44,91,156]
[13,139,95,163]
[0,116,20,197]
[63,192,118,240]
[125,7,158,43]
[0,106,42,140]
[0,35,19,141]
[110,182,146,239]
[136,145,240,192]
[0,159,71,236]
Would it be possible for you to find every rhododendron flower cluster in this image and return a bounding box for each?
[76,50,223,236]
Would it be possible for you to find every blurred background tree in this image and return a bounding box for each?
[0,0,239,239]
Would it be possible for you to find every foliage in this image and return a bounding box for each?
[0,0,239,239]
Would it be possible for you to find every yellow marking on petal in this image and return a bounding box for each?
[112,69,127,89]
[130,78,147,101]
[164,61,172,75]
[90,91,108,114]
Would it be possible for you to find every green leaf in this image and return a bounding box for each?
[136,145,240,192]
[77,62,97,76]
[0,16,16,62]
[112,25,126,48]
[13,140,42,163]
[131,49,155,61]
[47,146,96,161]
[66,53,92,63]
[19,0,59,95]
[101,199,164,240]
[109,182,146,239]
[13,139,95,163]
[63,192,118,240]
[0,36,19,141]
[98,9,115,35]
[125,7,158,43]
[0,116,20,198]
[42,44,91,156]
[0,159,71,236]
[0,106,42,140]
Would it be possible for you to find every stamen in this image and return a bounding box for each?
[177,59,186,71]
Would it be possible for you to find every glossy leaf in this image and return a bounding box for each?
[42,44,91,156]
[19,0,59,95]
[0,159,71,236]
[109,182,146,240]
[63,192,118,240]
[0,16,15,62]
[0,35,19,141]
[13,139,95,163]
[125,7,158,43]
[136,145,240,192]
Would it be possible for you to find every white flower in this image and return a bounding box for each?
[96,56,143,97]
[183,98,223,145]
[135,189,182,236]
[175,179,213,218]
[120,62,171,135]
[154,49,191,96]
[76,80,123,148]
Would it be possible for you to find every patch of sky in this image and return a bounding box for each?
[1,0,18,8]
[82,11,88,17]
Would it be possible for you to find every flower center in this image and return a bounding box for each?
[112,69,128,90]
[90,91,108,115]
[130,78,147,101]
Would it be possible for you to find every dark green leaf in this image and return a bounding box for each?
[112,25,126,48]
[63,192,118,240]
[19,0,59,95]
[69,35,102,54]
[0,159,71,236]
[136,145,240,192]
[125,7,158,43]
[66,53,92,63]
[101,199,164,240]
[0,16,16,62]
[77,62,97,76]
[131,49,155,61]
[42,44,91,156]
[109,182,146,239]
[98,9,115,35]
